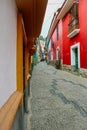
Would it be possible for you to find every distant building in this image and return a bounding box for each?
[37,39,46,61]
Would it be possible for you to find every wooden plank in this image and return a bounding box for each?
[0,91,23,130]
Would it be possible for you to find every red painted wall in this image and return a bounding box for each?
[62,0,87,68]
[50,0,87,69]
[51,20,63,60]
[79,0,87,68]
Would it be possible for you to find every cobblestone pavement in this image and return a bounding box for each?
[26,62,87,130]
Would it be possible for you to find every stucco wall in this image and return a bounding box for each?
[0,0,17,108]
[51,20,63,60]
[79,0,87,68]
[62,0,87,69]
[50,0,87,69]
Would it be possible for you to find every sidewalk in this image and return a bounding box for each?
[25,62,87,130]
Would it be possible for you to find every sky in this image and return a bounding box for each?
[40,0,65,38]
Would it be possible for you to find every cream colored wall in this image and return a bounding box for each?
[0,0,17,108]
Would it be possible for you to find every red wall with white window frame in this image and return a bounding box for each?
[50,0,87,69]
[62,0,87,69]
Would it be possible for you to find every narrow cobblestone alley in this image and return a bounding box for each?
[25,62,87,130]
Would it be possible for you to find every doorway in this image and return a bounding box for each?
[71,43,80,71]
[75,47,78,69]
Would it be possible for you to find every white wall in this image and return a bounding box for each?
[0,0,17,108]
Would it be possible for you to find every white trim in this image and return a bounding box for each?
[57,0,74,20]
[70,42,80,68]
[56,49,58,60]
[67,29,80,38]
[51,51,53,60]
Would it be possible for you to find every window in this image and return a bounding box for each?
[56,26,59,40]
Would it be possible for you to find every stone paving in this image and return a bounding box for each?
[25,62,87,130]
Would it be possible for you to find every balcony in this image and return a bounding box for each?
[67,18,80,38]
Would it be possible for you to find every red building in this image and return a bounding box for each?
[47,0,87,77]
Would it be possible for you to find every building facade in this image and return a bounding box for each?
[0,0,47,130]
[47,0,87,77]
